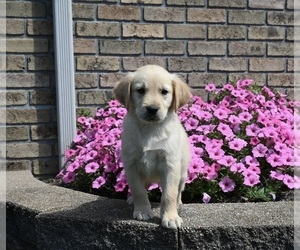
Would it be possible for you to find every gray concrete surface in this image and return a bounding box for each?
[6,170,295,249]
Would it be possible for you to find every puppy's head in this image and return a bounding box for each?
[113,65,191,123]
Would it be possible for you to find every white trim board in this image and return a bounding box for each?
[53,0,76,168]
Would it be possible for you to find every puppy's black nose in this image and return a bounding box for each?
[146,106,159,115]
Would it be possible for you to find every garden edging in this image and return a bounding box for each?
[6,170,294,249]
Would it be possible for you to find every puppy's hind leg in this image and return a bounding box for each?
[125,169,153,221]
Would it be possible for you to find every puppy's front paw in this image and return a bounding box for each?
[162,216,183,229]
[133,210,154,221]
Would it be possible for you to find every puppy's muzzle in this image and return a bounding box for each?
[146,106,159,115]
[143,105,160,122]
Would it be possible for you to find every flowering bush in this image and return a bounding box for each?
[58,80,299,203]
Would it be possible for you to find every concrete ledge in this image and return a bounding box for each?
[6,170,294,249]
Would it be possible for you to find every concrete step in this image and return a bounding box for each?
[6,170,295,249]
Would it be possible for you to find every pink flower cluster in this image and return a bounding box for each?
[58,100,128,193]
[58,80,299,203]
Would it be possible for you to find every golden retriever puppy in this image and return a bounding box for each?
[113,65,191,229]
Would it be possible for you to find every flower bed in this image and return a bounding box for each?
[58,80,299,203]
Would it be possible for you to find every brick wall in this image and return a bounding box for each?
[5,0,58,175]
[5,0,296,175]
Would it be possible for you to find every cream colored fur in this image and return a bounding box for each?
[113,65,191,229]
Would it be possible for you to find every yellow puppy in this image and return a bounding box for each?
[113,65,191,229]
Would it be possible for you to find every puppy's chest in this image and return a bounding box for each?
[139,149,166,178]
[138,134,169,177]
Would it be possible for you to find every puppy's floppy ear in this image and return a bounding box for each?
[170,75,191,111]
[113,73,135,110]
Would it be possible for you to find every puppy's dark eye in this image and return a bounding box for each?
[161,89,169,95]
[137,88,145,95]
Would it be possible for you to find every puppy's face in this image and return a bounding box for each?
[113,65,191,123]
[131,69,173,122]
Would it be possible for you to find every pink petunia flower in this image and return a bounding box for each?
[294,176,300,189]
[202,166,218,180]
[192,147,204,157]
[246,124,260,136]
[202,192,211,203]
[214,108,229,120]
[109,100,120,107]
[217,123,234,139]
[92,176,106,189]
[189,158,205,173]
[238,112,253,122]
[85,162,100,173]
[77,117,87,124]
[219,177,235,192]
[245,156,259,167]
[114,181,127,192]
[252,144,268,158]
[62,172,76,184]
[230,162,246,173]
[262,127,278,139]
[274,142,288,153]
[185,117,199,131]
[248,165,261,175]
[243,174,260,187]
[205,83,216,92]
[102,135,116,146]
[228,138,247,151]
[267,154,283,167]
[228,115,241,125]
[236,79,254,88]
[65,149,77,159]
[223,84,234,91]
[67,161,80,172]
[217,155,236,167]
[283,174,294,189]
[270,171,285,181]
[282,153,294,166]
[208,147,225,160]
[249,137,260,146]
[188,135,202,144]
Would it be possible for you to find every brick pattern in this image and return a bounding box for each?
[72,0,294,95]
[5,0,295,175]
[5,0,58,175]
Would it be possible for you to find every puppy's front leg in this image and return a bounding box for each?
[160,169,182,229]
[125,168,153,221]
